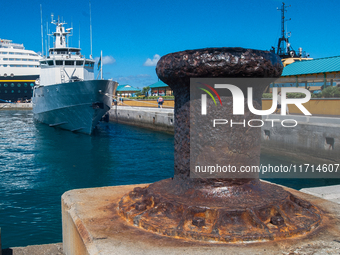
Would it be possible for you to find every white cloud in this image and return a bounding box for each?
[143,54,161,66]
[95,55,116,65]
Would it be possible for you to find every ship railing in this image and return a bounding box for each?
[0,42,24,48]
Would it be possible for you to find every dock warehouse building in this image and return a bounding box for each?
[116,84,140,97]
[270,55,340,92]
[264,55,340,116]
[149,81,173,96]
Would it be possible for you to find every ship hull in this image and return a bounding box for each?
[32,80,116,135]
[0,75,39,102]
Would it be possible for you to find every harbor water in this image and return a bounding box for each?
[0,110,339,248]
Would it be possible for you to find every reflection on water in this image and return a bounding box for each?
[0,110,339,248]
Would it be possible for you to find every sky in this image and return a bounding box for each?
[1,0,339,89]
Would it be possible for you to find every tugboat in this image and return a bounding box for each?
[270,2,312,66]
[32,16,117,135]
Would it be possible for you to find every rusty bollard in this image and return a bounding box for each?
[118,48,321,243]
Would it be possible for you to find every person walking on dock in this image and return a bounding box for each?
[276,91,289,114]
[157,96,164,108]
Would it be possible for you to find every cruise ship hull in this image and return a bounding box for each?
[0,75,39,102]
[32,80,116,135]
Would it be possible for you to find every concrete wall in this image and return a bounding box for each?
[119,98,340,116]
[117,99,174,108]
[0,103,32,110]
[109,107,340,161]
[109,106,174,134]
[261,115,340,161]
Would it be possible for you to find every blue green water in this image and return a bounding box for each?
[0,110,339,248]
[0,110,174,248]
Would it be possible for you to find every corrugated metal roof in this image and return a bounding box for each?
[282,55,340,76]
[148,81,169,88]
[116,84,140,92]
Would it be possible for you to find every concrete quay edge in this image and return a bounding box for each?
[0,103,32,110]
[300,185,340,204]
[62,183,340,255]
[1,243,63,255]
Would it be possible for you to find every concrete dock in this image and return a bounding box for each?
[3,184,340,255]
[0,103,32,110]
[300,185,340,204]
[109,106,340,161]
[109,106,174,133]
[61,184,340,255]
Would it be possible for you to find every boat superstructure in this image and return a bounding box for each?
[270,2,312,66]
[39,17,95,86]
[33,16,117,135]
[0,39,40,102]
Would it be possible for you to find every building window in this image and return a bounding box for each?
[56,61,63,65]
[17,83,21,87]
[24,83,27,87]
[11,90,14,93]
[18,90,20,93]
[11,83,14,87]
[4,83,8,87]
[30,83,34,87]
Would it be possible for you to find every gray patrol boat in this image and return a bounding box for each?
[32,16,117,134]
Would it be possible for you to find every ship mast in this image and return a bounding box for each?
[276,2,292,57]
[52,16,72,49]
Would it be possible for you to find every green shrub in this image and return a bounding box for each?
[262,93,272,98]
[262,92,308,98]
[286,92,307,98]
[320,86,340,98]
[123,96,175,100]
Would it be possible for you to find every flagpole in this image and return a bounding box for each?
[100,50,103,80]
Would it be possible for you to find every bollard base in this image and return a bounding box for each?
[62,183,340,255]
[118,179,322,243]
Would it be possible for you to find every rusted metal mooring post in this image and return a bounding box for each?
[119,48,321,243]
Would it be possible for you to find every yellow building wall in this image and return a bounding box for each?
[118,99,340,115]
[118,99,175,108]
[262,99,340,115]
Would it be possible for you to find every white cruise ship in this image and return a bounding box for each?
[0,39,40,102]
